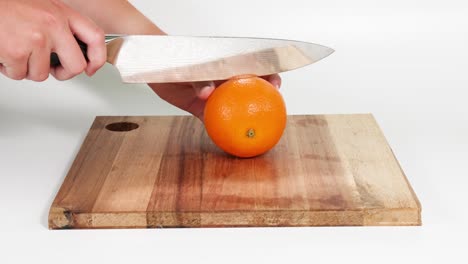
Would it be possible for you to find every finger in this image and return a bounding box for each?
[27,48,51,82]
[50,32,87,81]
[262,74,282,89]
[213,80,225,87]
[192,81,215,100]
[67,11,106,76]
[2,57,29,81]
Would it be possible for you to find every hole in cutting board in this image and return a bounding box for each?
[105,122,139,132]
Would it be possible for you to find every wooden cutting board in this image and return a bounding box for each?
[49,114,421,229]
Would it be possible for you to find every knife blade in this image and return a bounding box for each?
[50,35,334,83]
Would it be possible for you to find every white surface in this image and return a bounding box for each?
[1,0,467,263]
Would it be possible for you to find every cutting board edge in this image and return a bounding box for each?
[48,206,421,229]
[370,114,422,213]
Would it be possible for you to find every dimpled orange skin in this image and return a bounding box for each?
[204,75,287,158]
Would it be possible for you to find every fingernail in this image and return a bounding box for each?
[193,81,215,99]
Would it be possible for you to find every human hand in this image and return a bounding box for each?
[0,0,106,81]
[148,74,282,121]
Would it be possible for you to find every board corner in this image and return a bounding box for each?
[48,206,74,230]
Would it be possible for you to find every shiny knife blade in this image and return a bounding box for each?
[103,35,334,83]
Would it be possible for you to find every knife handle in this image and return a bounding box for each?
[50,37,88,67]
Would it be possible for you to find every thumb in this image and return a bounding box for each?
[192,81,215,100]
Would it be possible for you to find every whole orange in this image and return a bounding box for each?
[204,75,287,158]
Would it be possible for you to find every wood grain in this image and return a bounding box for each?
[49,114,421,229]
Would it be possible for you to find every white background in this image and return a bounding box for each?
[1,0,467,263]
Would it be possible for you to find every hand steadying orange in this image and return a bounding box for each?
[148,74,281,120]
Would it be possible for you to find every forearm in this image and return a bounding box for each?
[63,0,165,35]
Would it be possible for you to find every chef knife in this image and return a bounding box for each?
[50,35,334,83]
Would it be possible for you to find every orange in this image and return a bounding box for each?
[204,75,287,158]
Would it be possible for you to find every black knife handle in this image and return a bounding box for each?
[50,37,88,67]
